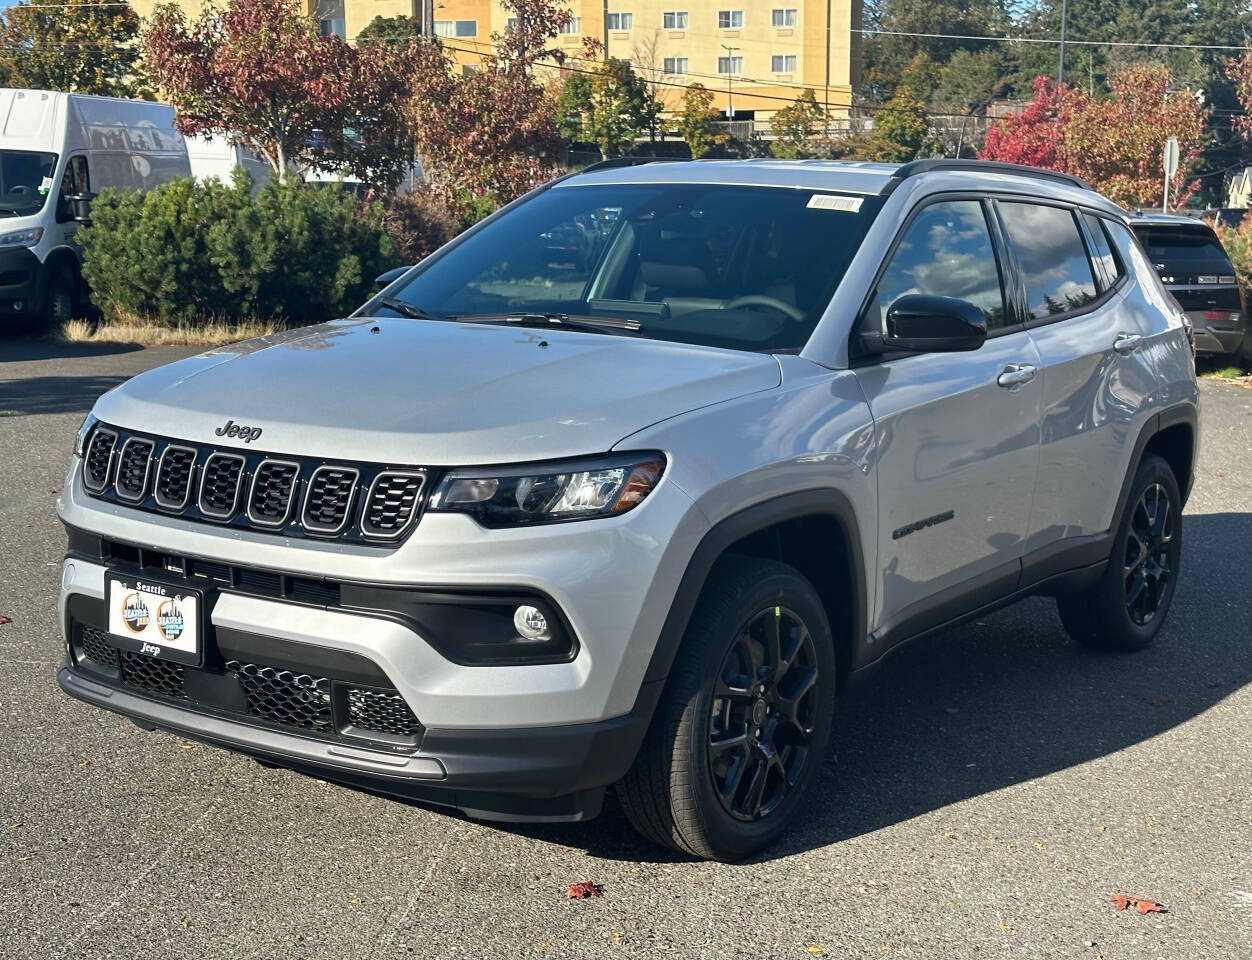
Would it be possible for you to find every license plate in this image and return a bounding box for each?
[107,575,202,666]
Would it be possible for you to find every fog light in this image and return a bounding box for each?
[513,604,551,641]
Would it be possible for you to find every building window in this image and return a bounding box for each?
[771,54,796,72]
[434,20,453,38]
[317,0,346,38]
[455,20,477,37]
[559,18,581,33]
[663,11,688,29]
[663,56,688,74]
[717,55,743,74]
[771,8,797,27]
[506,17,518,32]
[606,12,633,30]
[717,10,743,28]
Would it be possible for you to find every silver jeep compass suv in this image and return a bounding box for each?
[57,159,1198,861]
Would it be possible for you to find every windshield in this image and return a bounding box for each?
[1134,226,1230,264]
[370,182,882,352]
[0,150,57,217]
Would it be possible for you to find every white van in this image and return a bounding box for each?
[184,133,271,194]
[0,89,191,332]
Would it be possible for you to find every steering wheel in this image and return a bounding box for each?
[724,295,806,322]
[9,185,31,195]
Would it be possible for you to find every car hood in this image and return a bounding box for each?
[93,318,781,465]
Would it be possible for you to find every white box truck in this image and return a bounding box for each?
[184,133,271,193]
[0,89,191,332]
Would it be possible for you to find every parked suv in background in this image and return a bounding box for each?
[57,159,1198,861]
[1131,212,1247,361]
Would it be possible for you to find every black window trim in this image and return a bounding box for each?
[1077,208,1128,295]
[850,190,1023,366]
[992,196,1126,331]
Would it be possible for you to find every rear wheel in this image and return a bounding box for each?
[618,556,836,861]
[1057,454,1182,652]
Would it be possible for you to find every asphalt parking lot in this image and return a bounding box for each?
[1,340,1249,959]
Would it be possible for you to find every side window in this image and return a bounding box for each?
[1082,212,1120,291]
[872,199,1007,331]
[998,202,1098,319]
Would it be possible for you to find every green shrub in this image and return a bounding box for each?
[79,171,402,326]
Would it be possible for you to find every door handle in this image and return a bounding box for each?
[1113,333,1143,354]
[997,363,1037,389]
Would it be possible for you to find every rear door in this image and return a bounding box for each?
[853,197,1043,645]
[995,201,1159,580]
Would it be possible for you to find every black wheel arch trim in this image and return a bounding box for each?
[1115,402,1198,520]
[639,489,868,687]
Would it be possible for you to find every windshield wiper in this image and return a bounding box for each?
[376,297,445,322]
[449,312,642,334]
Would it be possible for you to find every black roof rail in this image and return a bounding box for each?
[576,156,683,174]
[884,159,1091,194]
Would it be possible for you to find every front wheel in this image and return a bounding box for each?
[618,556,837,861]
[1057,454,1182,652]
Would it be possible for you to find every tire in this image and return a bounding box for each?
[45,271,76,330]
[618,555,837,861]
[1057,454,1182,652]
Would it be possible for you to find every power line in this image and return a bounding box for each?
[856,27,1252,53]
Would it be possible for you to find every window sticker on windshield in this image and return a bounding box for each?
[39,176,53,195]
[807,194,863,213]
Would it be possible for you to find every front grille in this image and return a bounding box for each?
[361,472,426,540]
[154,445,197,509]
[199,452,245,519]
[119,650,186,698]
[227,661,333,732]
[114,437,154,501]
[248,460,299,527]
[303,466,359,534]
[81,422,430,545]
[78,624,119,668]
[347,688,422,737]
[83,428,117,492]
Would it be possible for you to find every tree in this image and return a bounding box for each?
[979,75,1074,169]
[771,89,822,159]
[859,56,932,162]
[677,84,726,159]
[356,14,424,48]
[143,0,428,190]
[0,0,148,97]
[557,58,659,158]
[407,0,571,208]
[555,71,593,144]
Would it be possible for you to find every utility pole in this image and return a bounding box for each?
[721,44,739,120]
[1057,0,1067,85]
[420,0,433,38]
[823,0,831,137]
[603,0,609,60]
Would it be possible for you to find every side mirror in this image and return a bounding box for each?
[374,265,412,290]
[62,192,95,224]
[867,294,988,353]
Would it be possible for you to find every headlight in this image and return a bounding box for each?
[0,227,43,247]
[74,414,97,456]
[429,452,666,527]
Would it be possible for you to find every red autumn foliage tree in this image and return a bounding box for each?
[407,0,571,209]
[143,0,430,190]
[981,65,1205,209]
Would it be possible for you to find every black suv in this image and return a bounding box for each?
[1131,213,1247,360]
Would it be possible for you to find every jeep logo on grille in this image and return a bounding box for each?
[215,419,263,444]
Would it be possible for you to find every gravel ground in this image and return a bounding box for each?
[1,341,1249,959]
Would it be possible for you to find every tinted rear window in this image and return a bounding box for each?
[1134,227,1229,263]
[998,202,1098,319]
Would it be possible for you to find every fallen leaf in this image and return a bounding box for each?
[348,897,361,905]
[567,880,603,900]
[807,947,826,956]
[1112,893,1166,914]
[611,931,625,946]
[0,615,11,625]
[78,759,90,768]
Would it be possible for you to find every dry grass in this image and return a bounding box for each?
[53,315,285,347]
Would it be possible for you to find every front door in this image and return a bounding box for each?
[853,197,1043,646]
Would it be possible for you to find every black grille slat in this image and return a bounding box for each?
[347,688,422,737]
[248,460,299,526]
[199,453,245,519]
[114,438,154,501]
[155,445,197,509]
[83,429,117,492]
[78,625,119,668]
[119,651,186,698]
[227,661,333,731]
[361,473,425,539]
[302,467,359,534]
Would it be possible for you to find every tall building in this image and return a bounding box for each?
[128,0,861,128]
